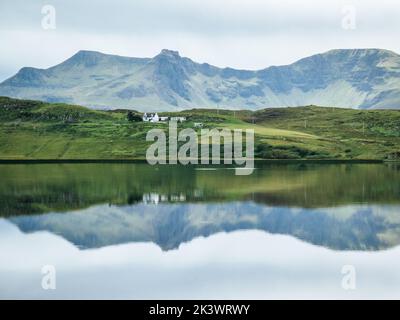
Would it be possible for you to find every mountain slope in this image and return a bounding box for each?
[0,96,399,161]
[1,49,400,111]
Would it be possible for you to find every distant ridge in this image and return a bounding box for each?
[1,48,400,111]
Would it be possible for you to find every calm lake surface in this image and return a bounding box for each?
[0,162,400,299]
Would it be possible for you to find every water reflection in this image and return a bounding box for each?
[142,192,187,204]
[1,221,399,299]
[0,163,399,251]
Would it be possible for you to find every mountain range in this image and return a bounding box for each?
[1,48,400,111]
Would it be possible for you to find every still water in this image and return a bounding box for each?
[0,162,399,299]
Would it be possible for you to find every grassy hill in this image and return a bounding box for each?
[0,96,399,160]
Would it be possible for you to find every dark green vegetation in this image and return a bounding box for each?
[2,163,400,250]
[0,96,399,160]
[1,162,400,217]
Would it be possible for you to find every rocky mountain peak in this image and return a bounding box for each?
[1,48,400,110]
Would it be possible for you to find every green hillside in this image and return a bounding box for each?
[0,96,399,160]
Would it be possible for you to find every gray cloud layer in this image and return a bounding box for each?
[0,0,399,81]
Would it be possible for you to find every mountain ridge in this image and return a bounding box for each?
[1,48,400,111]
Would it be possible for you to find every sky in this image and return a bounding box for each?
[0,0,399,81]
[2,217,400,299]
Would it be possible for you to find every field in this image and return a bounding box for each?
[0,96,399,160]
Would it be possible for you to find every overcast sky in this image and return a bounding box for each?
[0,0,399,81]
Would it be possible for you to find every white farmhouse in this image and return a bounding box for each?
[142,112,160,122]
[152,113,159,122]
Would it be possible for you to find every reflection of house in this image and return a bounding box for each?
[142,193,186,205]
[142,193,161,204]
[142,113,159,122]
[170,194,186,202]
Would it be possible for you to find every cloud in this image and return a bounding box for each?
[0,0,399,81]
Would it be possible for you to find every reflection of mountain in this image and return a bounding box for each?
[9,202,400,251]
[1,163,400,251]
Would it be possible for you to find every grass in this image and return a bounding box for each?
[0,96,399,160]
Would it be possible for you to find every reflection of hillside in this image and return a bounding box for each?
[196,163,400,207]
[0,164,198,216]
[9,202,400,251]
[0,163,399,217]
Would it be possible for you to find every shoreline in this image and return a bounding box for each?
[0,158,387,164]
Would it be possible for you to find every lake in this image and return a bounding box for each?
[0,162,399,299]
